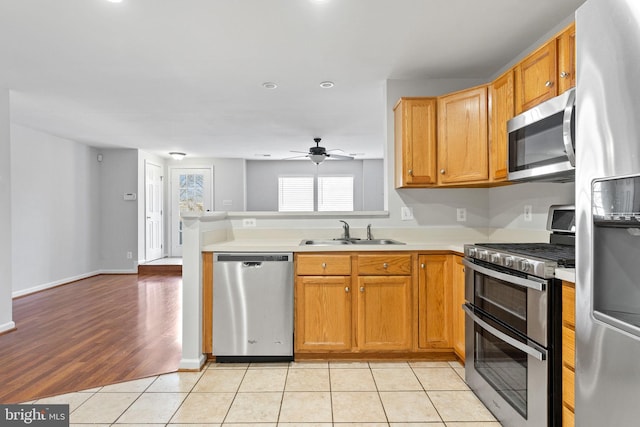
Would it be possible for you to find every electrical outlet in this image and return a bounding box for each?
[126,251,133,259]
[456,208,467,222]
[400,206,414,221]
[242,218,257,227]
[524,205,533,222]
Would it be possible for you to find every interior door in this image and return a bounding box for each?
[170,167,213,257]
[145,161,164,262]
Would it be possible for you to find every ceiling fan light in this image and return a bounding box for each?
[309,154,325,164]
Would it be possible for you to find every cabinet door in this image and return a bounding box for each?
[357,276,412,351]
[451,255,466,361]
[394,98,438,188]
[489,69,514,182]
[515,39,557,114]
[417,255,452,349]
[557,23,576,94]
[437,86,489,184]
[295,276,352,352]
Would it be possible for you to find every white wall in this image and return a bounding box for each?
[98,148,138,272]
[11,124,102,295]
[0,90,13,332]
[245,159,384,212]
[362,159,384,211]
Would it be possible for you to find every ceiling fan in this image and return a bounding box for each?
[288,138,355,165]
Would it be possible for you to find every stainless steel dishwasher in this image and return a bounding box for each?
[213,252,294,362]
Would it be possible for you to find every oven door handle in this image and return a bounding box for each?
[462,258,545,291]
[463,304,547,361]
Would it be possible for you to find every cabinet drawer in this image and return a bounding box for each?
[296,254,351,275]
[357,254,412,275]
[562,365,575,410]
[562,325,575,369]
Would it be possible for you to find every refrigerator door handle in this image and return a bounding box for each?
[563,88,576,167]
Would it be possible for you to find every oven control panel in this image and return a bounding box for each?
[464,244,559,279]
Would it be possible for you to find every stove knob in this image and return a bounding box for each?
[519,260,530,272]
[503,256,514,267]
[490,253,501,264]
[478,250,488,261]
[467,247,477,257]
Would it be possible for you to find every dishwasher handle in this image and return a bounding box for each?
[243,261,263,268]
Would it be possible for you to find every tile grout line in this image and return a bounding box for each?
[409,363,446,424]
[368,361,391,426]
[219,363,250,425]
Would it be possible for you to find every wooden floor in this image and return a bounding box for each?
[0,273,182,404]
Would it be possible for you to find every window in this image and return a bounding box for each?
[278,175,354,212]
[278,176,314,211]
[318,176,354,211]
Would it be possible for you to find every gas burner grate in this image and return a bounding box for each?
[477,243,575,264]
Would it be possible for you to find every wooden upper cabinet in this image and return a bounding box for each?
[515,39,558,114]
[437,85,489,184]
[394,97,438,188]
[489,69,515,182]
[557,22,576,94]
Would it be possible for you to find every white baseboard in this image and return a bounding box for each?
[0,321,16,334]
[12,271,102,298]
[179,354,207,371]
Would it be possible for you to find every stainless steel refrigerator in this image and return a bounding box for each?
[576,0,640,424]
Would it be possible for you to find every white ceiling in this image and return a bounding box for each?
[0,0,585,161]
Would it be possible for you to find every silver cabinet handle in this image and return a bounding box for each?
[545,80,553,87]
[345,287,350,293]
[560,71,569,78]
[440,169,446,174]
[360,286,365,292]
[322,262,327,269]
[408,169,413,176]
[421,263,425,269]
[383,262,389,269]
[463,304,546,361]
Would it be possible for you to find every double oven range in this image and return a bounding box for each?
[463,205,575,427]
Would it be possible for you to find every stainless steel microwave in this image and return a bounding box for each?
[507,88,575,182]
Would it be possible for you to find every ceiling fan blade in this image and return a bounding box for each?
[326,148,346,153]
[289,150,309,154]
[283,154,309,160]
[326,153,354,160]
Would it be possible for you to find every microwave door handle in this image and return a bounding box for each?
[463,304,547,361]
[562,89,576,167]
[462,258,545,291]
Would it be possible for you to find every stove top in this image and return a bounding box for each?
[464,242,575,279]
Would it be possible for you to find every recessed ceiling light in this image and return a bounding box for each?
[262,82,278,89]
[319,81,334,89]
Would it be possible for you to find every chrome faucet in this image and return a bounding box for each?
[339,220,350,240]
[366,224,373,240]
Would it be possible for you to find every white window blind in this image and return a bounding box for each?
[318,176,354,212]
[278,176,314,212]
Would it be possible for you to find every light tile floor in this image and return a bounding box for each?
[29,360,501,426]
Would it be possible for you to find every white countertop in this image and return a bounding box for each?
[202,239,465,254]
[555,268,576,283]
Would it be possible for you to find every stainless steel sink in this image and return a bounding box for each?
[299,238,405,246]
[351,239,405,245]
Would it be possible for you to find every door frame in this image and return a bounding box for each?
[168,165,214,257]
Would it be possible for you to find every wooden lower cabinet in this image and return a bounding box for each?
[451,255,466,361]
[562,280,576,426]
[357,275,412,351]
[295,275,352,352]
[417,255,451,349]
